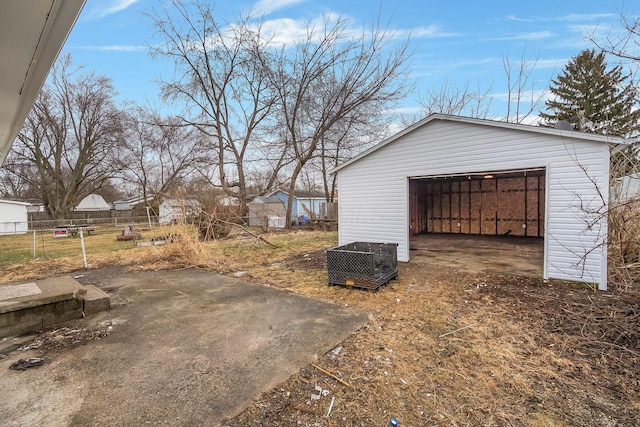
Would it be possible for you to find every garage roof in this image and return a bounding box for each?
[333,114,627,174]
[0,0,86,166]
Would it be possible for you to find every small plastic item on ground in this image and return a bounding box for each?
[389,417,399,426]
[10,358,44,370]
[311,384,323,400]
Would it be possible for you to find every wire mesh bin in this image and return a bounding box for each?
[326,242,398,290]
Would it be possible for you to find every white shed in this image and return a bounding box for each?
[75,194,111,211]
[334,114,625,290]
[0,199,30,234]
[612,173,640,202]
[159,199,201,224]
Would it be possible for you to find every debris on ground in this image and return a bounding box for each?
[18,327,109,352]
[10,357,44,371]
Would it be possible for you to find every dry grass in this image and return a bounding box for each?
[1,227,638,426]
[608,194,640,291]
[229,255,639,427]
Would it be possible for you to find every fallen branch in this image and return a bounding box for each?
[311,364,352,388]
[200,212,279,248]
[439,323,478,338]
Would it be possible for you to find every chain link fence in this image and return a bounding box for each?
[0,218,165,267]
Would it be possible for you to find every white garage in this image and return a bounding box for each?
[334,114,626,290]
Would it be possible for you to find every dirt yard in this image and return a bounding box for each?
[223,237,640,426]
[1,230,639,426]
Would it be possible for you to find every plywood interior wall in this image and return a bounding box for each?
[409,170,545,237]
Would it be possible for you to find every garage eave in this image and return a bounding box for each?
[0,0,86,166]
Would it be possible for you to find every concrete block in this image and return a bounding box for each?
[81,285,111,314]
[0,276,88,338]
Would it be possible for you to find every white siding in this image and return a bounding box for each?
[337,119,610,289]
[0,200,29,234]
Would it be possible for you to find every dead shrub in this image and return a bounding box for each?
[608,195,640,291]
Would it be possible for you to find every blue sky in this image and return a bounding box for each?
[63,0,636,122]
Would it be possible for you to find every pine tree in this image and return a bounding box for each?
[540,49,639,137]
[540,49,639,176]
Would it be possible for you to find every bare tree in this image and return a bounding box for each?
[117,107,206,204]
[502,49,548,123]
[148,0,282,213]
[417,49,547,124]
[0,161,40,198]
[418,81,493,119]
[587,4,640,62]
[6,54,122,218]
[263,14,411,227]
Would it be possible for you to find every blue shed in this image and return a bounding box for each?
[268,189,326,223]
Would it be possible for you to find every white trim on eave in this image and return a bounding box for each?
[0,0,87,166]
[331,114,627,175]
[0,199,31,207]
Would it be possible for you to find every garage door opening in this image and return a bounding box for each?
[409,168,545,275]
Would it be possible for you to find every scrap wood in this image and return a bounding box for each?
[311,364,352,388]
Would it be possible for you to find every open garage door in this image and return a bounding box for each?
[409,168,546,237]
[408,168,546,276]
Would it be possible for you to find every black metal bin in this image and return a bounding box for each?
[326,242,398,290]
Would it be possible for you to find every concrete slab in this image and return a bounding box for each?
[410,233,544,277]
[0,282,41,302]
[0,269,366,426]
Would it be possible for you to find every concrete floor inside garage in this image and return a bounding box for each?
[409,233,544,277]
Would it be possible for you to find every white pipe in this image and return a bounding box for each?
[80,227,88,268]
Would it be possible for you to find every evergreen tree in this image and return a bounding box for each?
[540,49,639,176]
[540,49,639,137]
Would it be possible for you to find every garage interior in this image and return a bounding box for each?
[409,168,546,276]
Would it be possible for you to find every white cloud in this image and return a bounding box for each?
[259,17,315,45]
[256,14,456,47]
[558,13,617,22]
[387,106,423,117]
[395,25,460,40]
[92,0,141,18]
[491,89,549,103]
[506,15,534,23]
[257,12,356,46]
[79,45,147,52]
[533,58,567,69]
[505,13,616,23]
[491,31,554,41]
[253,0,306,16]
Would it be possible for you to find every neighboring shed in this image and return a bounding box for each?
[0,199,30,234]
[75,194,110,211]
[159,199,201,224]
[248,196,286,228]
[612,174,640,202]
[333,114,625,290]
[113,194,155,211]
[268,189,326,222]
